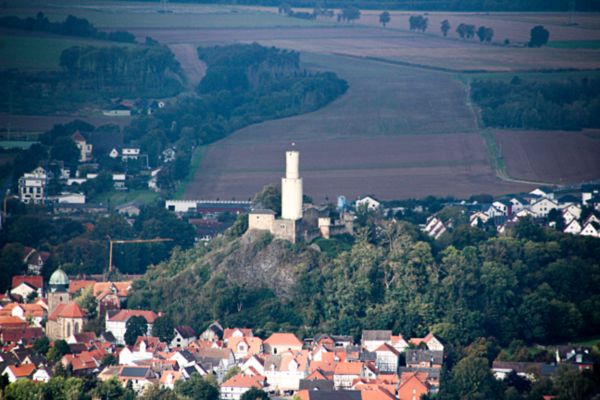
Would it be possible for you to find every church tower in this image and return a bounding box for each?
[48,267,70,316]
[281,151,303,220]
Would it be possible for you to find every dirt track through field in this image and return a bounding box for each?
[168,44,207,88]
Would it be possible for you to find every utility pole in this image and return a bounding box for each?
[108,237,173,272]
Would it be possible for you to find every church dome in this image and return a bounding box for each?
[49,268,69,292]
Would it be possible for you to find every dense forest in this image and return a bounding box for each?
[0,13,136,43]
[472,77,600,130]
[0,44,183,114]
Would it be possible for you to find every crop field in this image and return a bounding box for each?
[0,114,132,133]
[494,130,600,184]
[184,53,531,201]
[3,0,600,200]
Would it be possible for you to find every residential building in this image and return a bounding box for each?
[72,131,93,162]
[263,332,303,355]
[18,167,47,204]
[221,373,267,400]
[105,310,158,344]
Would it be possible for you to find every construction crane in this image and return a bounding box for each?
[108,238,173,272]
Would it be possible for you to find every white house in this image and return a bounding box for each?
[470,211,489,227]
[361,330,391,352]
[580,222,600,238]
[264,350,308,391]
[32,367,51,383]
[530,198,559,218]
[171,326,197,348]
[333,362,377,389]
[105,310,158,344]
[492,200,511,216]
[564,220,582,235]
[561,209,578,225]
[374,343,401,373]
[356,196,381,211]
[72,131,93,162]
[118,342,154,365]
[2,364,35,382]
[530,187,554,199]
[263,333,303,355]
[409,333,445,352]
[582,184,600,205]
[18,167,47,204]
[220,374,267,400]
[509,197,527,213]
[112,174,126,190]
[241,355,266,376]
[422,216,447,240]
[121,147,141,161]
[10,282,39,300]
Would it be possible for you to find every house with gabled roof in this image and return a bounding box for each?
[160,370,185,390]
[530,197,559,218]
[405,350,443,369]
[105,309,158,344]
[409,333,444,352]
[265,350,309,391]
[11,275,44,299]
[241,354,266,376]
[580,221,600,238]
[171,325,197,348]
[374,343,400,373]
[228,336,263,359]
[397,373,430,400]
[361,330,391,352]
[200,321,224,342]
[2,363,36,382]
[564,219,583,235]
[333,362,377,390]
[264,332,303,355]
[221,373,267,400]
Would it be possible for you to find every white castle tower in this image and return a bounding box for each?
[281,151,303,220]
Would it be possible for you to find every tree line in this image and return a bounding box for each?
[0,12,136,43]
[246,0,600,11]
[0,44,182,114]
[472,76,600,130]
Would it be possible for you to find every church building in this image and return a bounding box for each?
[46,268,87,341]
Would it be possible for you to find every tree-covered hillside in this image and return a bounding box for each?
[129,216,600,354]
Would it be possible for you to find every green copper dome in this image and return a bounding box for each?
[49,268,69,292]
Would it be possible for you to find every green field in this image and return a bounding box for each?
[0,34,133,71]
[460,69,600,83]
[548,40,600,49]
[0,140,39,149]
[174,146,206,200]
[93,189,160,208]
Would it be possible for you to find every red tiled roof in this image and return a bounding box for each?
[11,276,43,290]
[223,328,253,340]
[107,309,158,323]
[48,302,86,321]
[264,332,302,347]
[221,373,265,389]
[334,362,363,376]
[68,280,96,295]
[7,364,36,378]
[374,343,400,355]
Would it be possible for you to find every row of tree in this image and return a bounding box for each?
[0,12,135,43]
[59,45,182,95]
[472,76,600,130]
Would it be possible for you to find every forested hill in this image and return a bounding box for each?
[128,216,600,354]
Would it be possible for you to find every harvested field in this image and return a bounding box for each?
[495,129,600,184]
[185,54,530,201]
[135,25,600,72]
[186,133,530,201]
